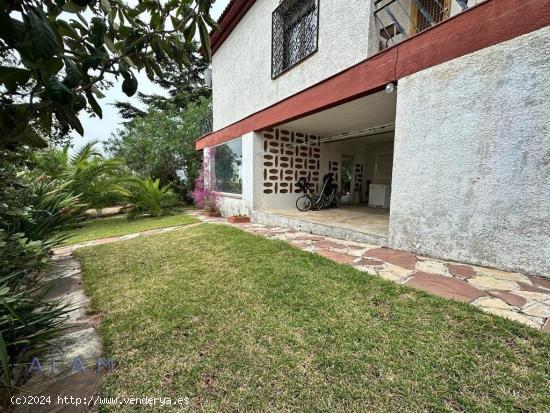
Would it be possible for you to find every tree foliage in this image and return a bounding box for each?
[105,97,209,197]
[0,0,216,148]
[113,39,210,119]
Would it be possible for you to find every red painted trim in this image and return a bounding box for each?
[198,0,550,150]
[211,0,256,56]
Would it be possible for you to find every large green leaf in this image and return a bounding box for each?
[27,7,58,60]
[63,58,82,88]
[0,332,11,387]
[0,66,31,92]
[85,90,103,118]
[45,76,73,104]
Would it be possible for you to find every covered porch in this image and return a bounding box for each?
[253,88,397,245]
[254,206,390,245]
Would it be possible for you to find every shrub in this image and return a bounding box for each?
[0,149,83,394]
[127,178,178,218]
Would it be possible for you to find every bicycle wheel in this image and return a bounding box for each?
[312,195,325,210]
[296,195,312,211]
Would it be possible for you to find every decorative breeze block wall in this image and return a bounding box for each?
[262,128,321,194]
[354,163,364,192]
[328,160,339,183]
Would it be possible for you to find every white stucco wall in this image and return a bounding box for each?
[390,26,550,277]
[212,0,377,131]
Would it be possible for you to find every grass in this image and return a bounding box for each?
[76,224,550,412]
[62,212,198,245]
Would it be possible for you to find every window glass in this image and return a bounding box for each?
[211,138,242,194]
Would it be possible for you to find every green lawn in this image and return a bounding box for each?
[62,212,198,245]
[77,224,550,412]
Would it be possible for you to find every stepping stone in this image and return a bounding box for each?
[447,264,476,279]
[316,250,355,265]
[378,270,406,283]
[488,290,527,308]
[475,267,530,283]
[479,307,541,329]
[543,319,550,333]
[294,235,325,241]
[474,296,512,310]
[467,275,519,291]
[416,259,448,275]
[517,282,549,293]
[354,258,385,267]
[94,236,121,244]
[365,248,417,270]
[313,240,344,250]
[521,303,550,318]
[406,272,486,302]
[527,275,550,290]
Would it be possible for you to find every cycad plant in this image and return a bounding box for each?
[127,178,178,218]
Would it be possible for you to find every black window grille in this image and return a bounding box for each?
[272,0,319,79]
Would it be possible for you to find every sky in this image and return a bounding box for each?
[71,0,230,151]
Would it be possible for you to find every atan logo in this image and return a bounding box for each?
[25,356,115,374]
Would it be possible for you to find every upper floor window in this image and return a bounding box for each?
[272,0,319,79]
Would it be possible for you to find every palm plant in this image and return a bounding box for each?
[33,141,132,208]
[62,141,131,208]
[127,178,178,218]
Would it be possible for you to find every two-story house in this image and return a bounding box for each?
[195,0,549,277]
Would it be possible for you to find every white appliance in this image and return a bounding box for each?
[368,184,391,208]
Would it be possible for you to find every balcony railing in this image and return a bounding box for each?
[374,0,486,50]
[199,114,213,137]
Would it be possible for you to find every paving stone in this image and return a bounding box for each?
[416,259,448,276]
[365,248,417,270]
[347,248,367,257]
[475,267,530,283]
[473,296,512,310]
[521,303,550,318]
[513,290,550,302]
[345,244,367,250]
[384,264,414,278]
[313,240,345,250]
[447,264,476,279]
[517,282,549,293]
[352,264,380,274]
[488,290,527,308]
[405,272,486,302]
[543,319,550,333]
[527,275,550,290]
[479,307,542,329]
[378,270,406,283]
[119,233,141,240]
[353,258,385,267]
[316,250,355,265]
[94,236,121,244]
[467,275,519,291]
[294,235,325,241]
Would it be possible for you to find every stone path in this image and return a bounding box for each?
[188,211,550,333]
[15,246,103,412]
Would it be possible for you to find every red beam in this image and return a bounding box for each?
[197,0,550,150]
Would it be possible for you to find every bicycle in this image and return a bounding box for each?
[295,178,324,211]
[295,177,342,211]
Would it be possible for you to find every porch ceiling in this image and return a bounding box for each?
[276,89,396,137]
